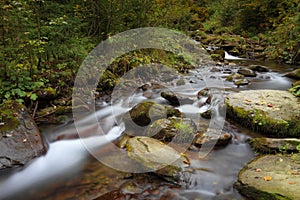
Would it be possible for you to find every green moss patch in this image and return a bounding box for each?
[0,100,23,133]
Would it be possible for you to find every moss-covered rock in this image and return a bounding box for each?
[235,154,300,200]
[143,117,197,144]
[249,138,300,154]
[234,78,249,87]
[225,73,245,82]
[0,100,47,169]
[123,101,183,134]
[225,90,300,137]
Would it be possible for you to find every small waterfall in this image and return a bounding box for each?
[224,52,244,60]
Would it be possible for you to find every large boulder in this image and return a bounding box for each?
[235,154,300,200]
[126,136,189,183]
[0,101,47,169]
[225,90,300,137]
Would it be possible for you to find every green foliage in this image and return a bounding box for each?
[288,85,300,97]
[1,0,300,107]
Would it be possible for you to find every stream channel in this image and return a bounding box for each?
[0,55,297,200]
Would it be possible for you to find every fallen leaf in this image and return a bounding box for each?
[288,182,296,185]
[264,176,272,181]
[291,171,299,175]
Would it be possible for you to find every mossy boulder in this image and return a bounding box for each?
[0,100,47,169]
[234,79,249,87]
[143,117,197,144]
[285,68,300,80]
[235,154,300,200]
[249,138,300,154]
[123,101,183,134]
[126,136,189,183]
[225,73,245,82]
[225,90,300,137]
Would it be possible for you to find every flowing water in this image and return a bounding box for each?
[0,56,297,200]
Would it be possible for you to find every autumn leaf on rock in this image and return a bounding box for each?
[263,176,272,181]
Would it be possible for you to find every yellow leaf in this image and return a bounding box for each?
[264,176,272,181]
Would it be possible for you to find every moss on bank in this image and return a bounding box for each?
[0,100,23,133]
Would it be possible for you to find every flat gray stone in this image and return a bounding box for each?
[226,90,300,137]
[236,154,300,200]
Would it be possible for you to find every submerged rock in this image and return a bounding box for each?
[143,117,197,144]
[0,101,47,169]
[249,138,300,154]
[225,90,300,137]
[235,154,300,200]
[126,136,189,183]
[161,91,194,106]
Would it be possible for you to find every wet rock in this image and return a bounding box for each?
[210,49,225,61]
[161,91,194,106]
[126,136,189,183]
[0,100,47,169]
[225,90,300,137]
[249,65,269,72]
[249,138,300,154]
[234,79,249,87]
[193,129,232,148]
[197,88,209,99]
[285,68,300,80]
[143,117,197,144]
[237,68,257,77]
[123,101,183,133]
[235,154,300,200]
[210,67,221,72]
[226,73,245,82]
[176,78,185,86]
[200,109,215,119]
